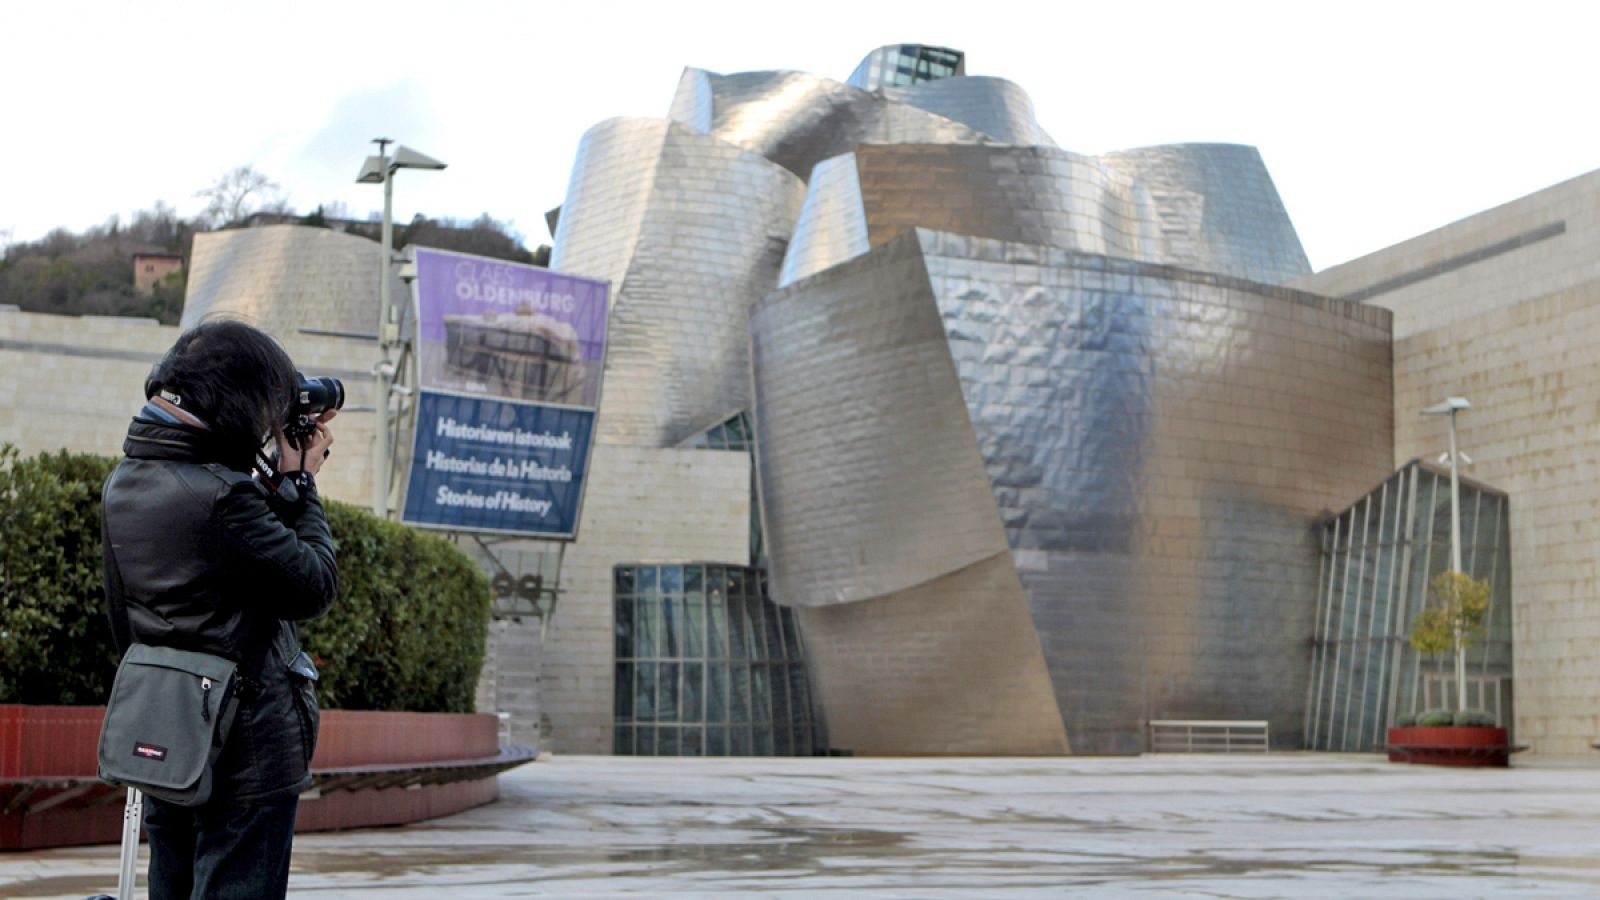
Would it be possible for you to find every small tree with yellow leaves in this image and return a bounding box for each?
[1409,570,1492,712]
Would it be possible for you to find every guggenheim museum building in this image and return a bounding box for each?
[20,43,1600,758]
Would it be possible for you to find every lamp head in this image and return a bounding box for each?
[1422,396,1470,416]
[391,145,447,171]
[355,155,385,184]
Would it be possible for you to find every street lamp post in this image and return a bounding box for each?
[1423,395,1471,712]
[356,140,446,518]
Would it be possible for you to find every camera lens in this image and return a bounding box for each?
[299,377,345,414]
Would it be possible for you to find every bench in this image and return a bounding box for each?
[1148,719,1270,753]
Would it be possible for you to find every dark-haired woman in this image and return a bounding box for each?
[102,320,339,900]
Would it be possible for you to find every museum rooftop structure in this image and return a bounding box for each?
[544,43,1419,756]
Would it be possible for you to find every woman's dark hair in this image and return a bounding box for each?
[146,320,299,455]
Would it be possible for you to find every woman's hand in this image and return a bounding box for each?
[276,409,338,476]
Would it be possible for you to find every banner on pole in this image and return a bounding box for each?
[401,247,608,538]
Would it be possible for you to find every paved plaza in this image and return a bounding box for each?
[5,754,1600,897]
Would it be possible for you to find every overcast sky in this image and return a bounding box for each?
[2,0,1594,271]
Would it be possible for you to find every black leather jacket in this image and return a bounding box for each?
[102,416,339,803]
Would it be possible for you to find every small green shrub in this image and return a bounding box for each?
[1394,712,1418,728]
[1417,709,1456,727]
[0,448,491,712]
[0,446,121,704]
[1454,709,1497,727]
[301,501,491,713]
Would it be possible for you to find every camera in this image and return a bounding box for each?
[285,374,344,447]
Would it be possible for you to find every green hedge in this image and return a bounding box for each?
[0,446,491,712]
[0,447,121,704]
[304,503,491,713]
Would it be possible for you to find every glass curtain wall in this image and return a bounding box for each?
[614,563,821,756]
[1305,460,1512,751]
[846,45,966,90]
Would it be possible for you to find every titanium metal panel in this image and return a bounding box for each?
[666,68,999,181]
[797,553,1068,755]
[776,155,871,288]
[550,118,806,447]
[881,77,1051,147]
[1100,144,1312,285]
[752,229,1393,753]
[780,143,1308,288]
[751,235,1012,607]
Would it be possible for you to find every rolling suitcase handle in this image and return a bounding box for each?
[117,788,143,899]
[87,787,142,900]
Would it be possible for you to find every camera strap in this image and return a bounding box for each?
[252,448,288,494]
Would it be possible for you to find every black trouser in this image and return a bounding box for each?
[142,794,299,900]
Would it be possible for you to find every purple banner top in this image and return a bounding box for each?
[413,246,608,362]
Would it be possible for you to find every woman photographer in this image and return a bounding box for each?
[102,320,339,899]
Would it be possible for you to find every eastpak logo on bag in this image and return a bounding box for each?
[133,742,168,761]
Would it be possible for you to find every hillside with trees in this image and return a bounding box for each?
[0,166,549,325]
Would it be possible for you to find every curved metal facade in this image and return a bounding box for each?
[752,230,1393,753]
[1100,144,1311,285]
[182,224,399,339]
[880,77,1050,147]
[666,68,1009,180]
[781,143,1311,288]
[541,44,1363,756]
[551,118,806,446]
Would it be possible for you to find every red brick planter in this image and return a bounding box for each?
[1387,725,1512,767]
[0,705,528,850]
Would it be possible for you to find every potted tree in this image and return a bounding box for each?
[1387,570,1511,767]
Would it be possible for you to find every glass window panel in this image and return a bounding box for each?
[788,663,810,726]
[615,596,634,661]
[770,663,791,726]
[682,726,704,757]
[745,596,766,661]
[615,663,633,720]
[683,662,704,723]
[638,566,658,595]
[660,565,683,595]
[751,664,771,724]
[729,724,750,756]
[754,727,774,756]
[730,663,751,724]
[614,725,633,756]
[634,662,656,723]
[725,592,746,658]
[708,596,728,658]
[635,725,654,756]
[731,567,747,596]
[708,663,727,723]
[686,565,704,594]
[780,607,802,660]
[764,600,785,660]
[774,722,792,757]
[707,725,726,756]
[685,594,706,658]
[662,596,680,658]
[657,726,678,756]
[637,598,658,659]
[614,567,634,595]
[659,662,679,721]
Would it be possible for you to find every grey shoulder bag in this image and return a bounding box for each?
[96,644,240,807]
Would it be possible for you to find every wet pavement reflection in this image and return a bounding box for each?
[6,754,1600,897]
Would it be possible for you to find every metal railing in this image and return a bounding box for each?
[1148,719,1270,753]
